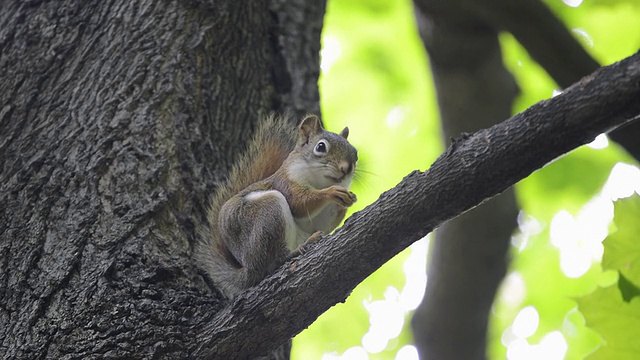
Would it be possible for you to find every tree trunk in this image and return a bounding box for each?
[0,0,324,358]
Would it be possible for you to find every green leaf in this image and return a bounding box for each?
[577,195,640,358]
[602,195,640,286]
[578,284,640,360]
[618,272,640,303]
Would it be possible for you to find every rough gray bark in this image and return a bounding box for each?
[0,0,324,358]
[195,52,640,359]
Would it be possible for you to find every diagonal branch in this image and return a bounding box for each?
[475,0,640,162]
[414,0,600,88]
[416,0,640,161]
[194,51,640,359]
[484,0,600,87]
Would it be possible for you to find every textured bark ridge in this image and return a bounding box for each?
[0,0,324,358]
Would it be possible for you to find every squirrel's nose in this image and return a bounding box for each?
[339,161,353,175]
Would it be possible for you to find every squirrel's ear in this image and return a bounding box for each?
[340,127,349,139]
[299,114,323,139]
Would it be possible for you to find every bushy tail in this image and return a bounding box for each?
[196,114,297,298]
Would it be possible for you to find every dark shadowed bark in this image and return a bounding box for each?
[0,0,323,358]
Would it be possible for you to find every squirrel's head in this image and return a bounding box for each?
[290,114,358,189]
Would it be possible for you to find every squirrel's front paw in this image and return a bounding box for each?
[327,186,357,207]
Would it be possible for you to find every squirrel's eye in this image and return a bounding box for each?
[314,140,329,155]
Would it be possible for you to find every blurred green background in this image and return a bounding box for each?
[292,0,640,359]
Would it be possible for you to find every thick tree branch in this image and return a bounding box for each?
[415,0,640,162]
[485,0,599,87]
[195,52,640,359]
[478,0,640,162]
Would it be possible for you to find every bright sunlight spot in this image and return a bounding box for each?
[549,195,612,278]
[546,162,640,278]
[499,272,527,308]
[321,36,342,72]
[361,331,388,354]
[587,133,609,149]
[547,162,639,279]
[502,306,540,350]
[401,238,428,310]
[512,306,540,338]
[362,288,405,353]
[512,212,543,251]
[562,0,583,8]
[386,106,409,129]
[602,162,640,200]
[395,345,419,360]
[506,331,568,360]
[359,238,428,355]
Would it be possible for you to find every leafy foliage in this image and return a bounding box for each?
[577,195,640,360]
[601,196,640,287]
[489,1,640,358]
[293,0,640,358]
